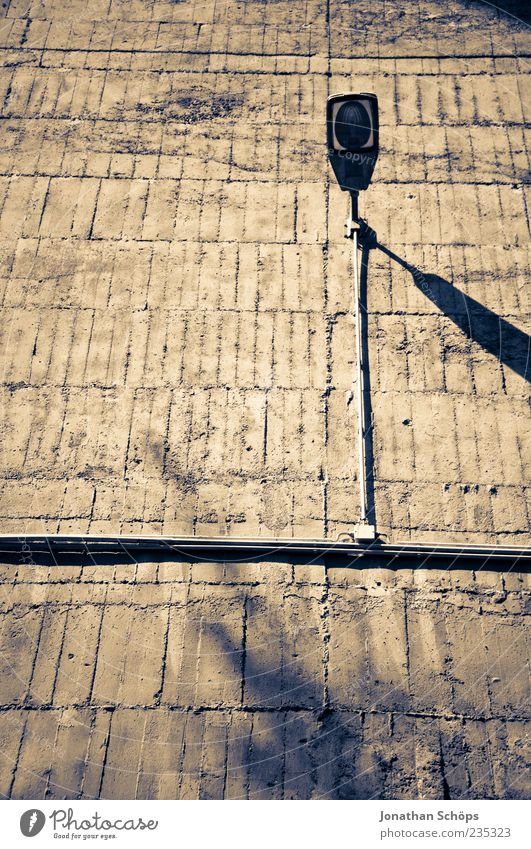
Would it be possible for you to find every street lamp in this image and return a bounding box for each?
[327,92,379,542]
[327,92,379,219]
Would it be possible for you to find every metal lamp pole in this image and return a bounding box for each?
[346,191,376,541]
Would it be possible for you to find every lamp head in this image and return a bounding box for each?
[327,92,379,192]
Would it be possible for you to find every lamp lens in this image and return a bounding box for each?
[335,101,372,149]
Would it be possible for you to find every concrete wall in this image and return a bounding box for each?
[0,0,529,542]
[0,0,528,799]
[0,554,529,799]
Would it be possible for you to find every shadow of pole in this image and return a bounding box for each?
[375,242,530,384]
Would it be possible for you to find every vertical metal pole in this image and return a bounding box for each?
[352,224,367,523]
[347,192,375,541]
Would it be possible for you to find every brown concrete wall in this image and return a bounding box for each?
[0,0,529,800]
[0,0,529,542]
[0,555,529,800]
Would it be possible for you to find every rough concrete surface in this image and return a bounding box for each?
[0,556,529,800]
[0,0,529,800]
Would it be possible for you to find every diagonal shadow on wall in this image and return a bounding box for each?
[375,242,530,384]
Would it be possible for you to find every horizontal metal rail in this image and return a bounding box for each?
[0,534,529,563]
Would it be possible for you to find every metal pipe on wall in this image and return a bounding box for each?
[1,534,529,563]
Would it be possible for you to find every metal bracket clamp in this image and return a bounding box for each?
[345,213,360,240]
[345,217,378,248]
